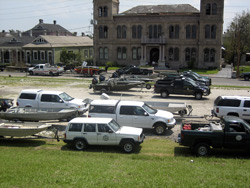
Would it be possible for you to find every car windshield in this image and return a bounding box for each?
[143,103,157,114]
[59,92,74,101]
[108,119,120,132]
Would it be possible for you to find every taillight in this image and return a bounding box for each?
[88,115,91,117]
[64,133,66,139]
[16,102,19,106]
[216,107,219,113]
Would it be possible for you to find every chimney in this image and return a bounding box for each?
[2,30,5,33]
[53,20,56,25]
[82,32,85,36]
[30,30,32,37]
[39,19,43,24]
[18,31,22,37]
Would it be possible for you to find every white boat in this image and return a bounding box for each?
[0,107,77,122]
[0,122,51,137]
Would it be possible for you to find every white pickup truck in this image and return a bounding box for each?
[88,100,176,135]
[28,63,64,76]
[17,89,88,114]
[63,117,145,153]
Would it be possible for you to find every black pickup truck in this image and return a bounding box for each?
[178,116,250,156]
[154,77,210,100]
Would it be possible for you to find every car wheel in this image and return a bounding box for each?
[49,72,54,76]
[195,143,210,157]
[74,139,87,151]
[122,141,135,153]
[29,71,33,75]
[195,93,202,100]
[146,84,151,90]
[161,90,169,98]
[154,123,166,135]
[245,76,249,81]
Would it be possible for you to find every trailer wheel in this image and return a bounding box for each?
[49,72,54,76]
[29,71,34,75]
[100,88,107,94]
[195,143,210,157]
[178,109,187,116]
[244,76,249,81]
[146,84,151,90]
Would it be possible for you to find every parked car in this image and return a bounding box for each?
[63,117,145,153]
[240,72,250,81]
[28,63,64,76]
[154,77,210,100]
[183,70,211,85]
[88,100,176,135]
[178,116,250,156]
[17,89,88,114]
[74,66,103,76]
[212,96,250,120]
[182,71,211,86]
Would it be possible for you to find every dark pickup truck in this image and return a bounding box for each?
[240,72,250,81]
[154,77,210,100]
[178,116,250,156]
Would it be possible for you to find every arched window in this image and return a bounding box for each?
[210,49,215,62]
[149,25,153,38]
[212,3,217,15]
[158,25,162,38]
[174,48,179,61]
[104,47,108,59]
[122,47,127,59]
[169,48,174,61]
[99,47,104,59]
[191,48,196,62]
[153,25,157,38]
[192,25,197,39]
[211,25,216,39]
[132,47,137,60]
[122,26,127,39]
[138,25,142,38]
[206,4,211,15]
[137,47,141,59]
[204,48,210,62]
[132,25,136,39]
[103,6,108,17]
[186,25,191,39]
[98,7,103,17]
[169,25,174,39]
[185,48,191,62]
[175,25,179,39]
[205,25,210,39]
[103,26,108,38]
[117,26,121,39]
[99,26,103,38]
[117,47,122,59]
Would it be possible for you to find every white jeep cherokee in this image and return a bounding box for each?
[63,117,145,153]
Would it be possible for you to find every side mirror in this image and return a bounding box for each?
[144,112,149,116]
[108,129,113,133]
[59,99,64,103]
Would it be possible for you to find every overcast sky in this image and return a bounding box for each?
[0,0,249,35]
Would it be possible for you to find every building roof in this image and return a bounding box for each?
[0,33,35,47]
[122,4,199,15]
[23,35,93,48]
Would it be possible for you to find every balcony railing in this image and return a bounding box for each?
[141,36,167,44]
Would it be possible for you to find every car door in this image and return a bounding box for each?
[224,122,250,149]
[83,123,98,145]
[97,124,117,145]
[39,94,68,109]
[183,80,195,95]
[241,100,250,120]
[117,106,133,127]
[131,106,153,128]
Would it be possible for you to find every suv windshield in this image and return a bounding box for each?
[59,92,74,101]
[143,104,157,114]
[108,119,120,132]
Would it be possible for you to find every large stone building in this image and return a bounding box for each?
[93,0,224,69]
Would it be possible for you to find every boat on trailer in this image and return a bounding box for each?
[0,107,77,122]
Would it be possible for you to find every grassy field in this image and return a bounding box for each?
[0,138,250,188]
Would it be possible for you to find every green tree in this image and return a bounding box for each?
[60,48,69,65]
[224,10,250,75]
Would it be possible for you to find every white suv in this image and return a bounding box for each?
[63,117,145,153]
[213,96,250,120]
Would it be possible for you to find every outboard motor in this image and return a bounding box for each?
[99,75,105,82]
[92,76,98,84]
[0,100,11,112]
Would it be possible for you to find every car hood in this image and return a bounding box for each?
[155,109,174,119]
[69,98,86,105]
[117,126,143,136]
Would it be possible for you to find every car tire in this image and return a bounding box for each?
[74,139,87,151]
[245,76,249,81]
[161,90,169,98]
[29,71,33,75]
[154,123,166,135]
[122,141,135,153]
[49,72,54,76]
[195,143,210,157]
[146,84,151,90]
[195,92,202,100]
